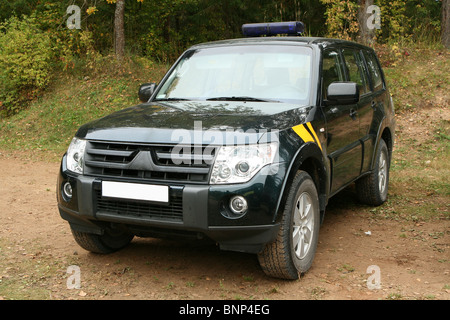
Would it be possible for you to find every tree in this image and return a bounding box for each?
[443,0,450,48]
[88,0,126,59]
[320,0,359,41]
[0,15,53,114]
[114,0,125,59]
[357,0,375,45]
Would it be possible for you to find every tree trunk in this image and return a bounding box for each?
[114,0,125,59]
[443,0,450,48]
[358,0,375,46]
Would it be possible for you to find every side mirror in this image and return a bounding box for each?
[326,82,359,105]
[138,83,157,103]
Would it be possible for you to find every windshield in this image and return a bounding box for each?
[155,45,312,104]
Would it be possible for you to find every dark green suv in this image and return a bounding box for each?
[57,22,395,279]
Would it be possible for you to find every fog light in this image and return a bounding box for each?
[63,181,73,201]
[229,196,248,215]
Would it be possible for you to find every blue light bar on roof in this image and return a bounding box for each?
[242,21,305,37]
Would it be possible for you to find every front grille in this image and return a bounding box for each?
[94,187,183,222]
[84,141,216,183]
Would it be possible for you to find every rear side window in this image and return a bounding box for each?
[322,49,344,100]
[363,50,384,92]
[342,48,370,95]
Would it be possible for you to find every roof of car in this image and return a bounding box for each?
[189,36,373,51]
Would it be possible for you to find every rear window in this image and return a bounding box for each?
[363,50,384,92]
[342,48,370,96]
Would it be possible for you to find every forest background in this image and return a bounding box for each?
[0,0,447,118]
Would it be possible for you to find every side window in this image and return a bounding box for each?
[363,50,384,92]
[342,48,370,95]
[322,49,344,100]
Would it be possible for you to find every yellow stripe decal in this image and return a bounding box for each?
[292,122,323,151]
[306,122,323,151]
[292,124,314,143]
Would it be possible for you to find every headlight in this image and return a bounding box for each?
[66,137,86,174]
[210,143,278,184]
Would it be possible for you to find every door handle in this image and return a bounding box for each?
[371,101,377,109]
[349,109,358,120]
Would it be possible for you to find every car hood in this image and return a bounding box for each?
[76,101,313,144]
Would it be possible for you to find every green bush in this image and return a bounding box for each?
[0,15,53,115]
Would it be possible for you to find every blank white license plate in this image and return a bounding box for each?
[102,181,169,203]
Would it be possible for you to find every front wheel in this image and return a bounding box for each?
[258,171,320,280]
[71,227,134,254]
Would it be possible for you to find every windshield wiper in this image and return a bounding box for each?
[206,96,278,102]
[155,98,190,101]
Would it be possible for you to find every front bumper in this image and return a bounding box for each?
[57,156,285,254]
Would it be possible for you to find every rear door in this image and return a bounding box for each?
[359,49,387,172]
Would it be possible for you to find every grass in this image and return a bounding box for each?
[379,48,449,222]
[0,55,169,161]
[337,264,355,273]
[386,292,403,300]
[383,48,449,112]
[0,238,69,299]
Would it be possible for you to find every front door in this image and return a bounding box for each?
[321,49,362,194]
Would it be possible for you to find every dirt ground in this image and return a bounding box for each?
[0,110,449,301]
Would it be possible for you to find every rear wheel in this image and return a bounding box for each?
[258,171,320,280]
[71,227,134,254]
[356,139,390,206]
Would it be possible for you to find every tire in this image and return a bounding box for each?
[356,139,390,206]
[71,227,134,254]
[258,171,320,280]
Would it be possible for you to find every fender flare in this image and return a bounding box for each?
[370,116,395,171]
[273,142,329,223]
